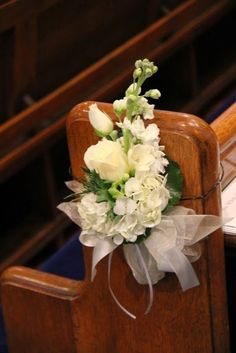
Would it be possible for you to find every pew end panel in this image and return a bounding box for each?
[0,102,230,353]
[1,266,88,353]
[211,102,236,191]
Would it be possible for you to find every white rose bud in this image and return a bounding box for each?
[88,103,113,136]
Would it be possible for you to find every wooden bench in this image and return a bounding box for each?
[0,0,235,272]
[1,102,230,353]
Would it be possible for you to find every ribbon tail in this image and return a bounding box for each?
[134,244,154,315]
[91,239,118,281]
[158,247,200,291]
[108,253,136,320]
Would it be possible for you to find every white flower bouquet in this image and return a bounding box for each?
[58,59,222,318]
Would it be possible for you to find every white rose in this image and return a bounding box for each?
[84,140,129,181]
[88,103,113,136]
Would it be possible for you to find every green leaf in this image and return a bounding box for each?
[96,190,111,203]
[164,160,183,212]
[83,168,112,195]
[94,129,108,138]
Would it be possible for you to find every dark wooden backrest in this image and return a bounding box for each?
[1,102,230,353]
[65,102,230,353]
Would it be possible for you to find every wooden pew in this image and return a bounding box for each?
[1,102,230,353]
[0,0,235,273]
[211,102,236,191]
[210,102,236,353]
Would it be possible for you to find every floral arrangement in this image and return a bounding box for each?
[58,59,222,318]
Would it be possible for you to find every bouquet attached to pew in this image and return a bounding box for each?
[58,59,222,318]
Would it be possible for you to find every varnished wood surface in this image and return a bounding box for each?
[211,102,236,155]
[211,103,236,247]
[1,102,230,353]
[67,102,229,353]
[0,0,235,273]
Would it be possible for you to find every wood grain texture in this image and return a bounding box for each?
[1,266,86,353]
[211,102,236,155]
[1,102,230,353]
[67,103,229,353]
[211,103,236,249]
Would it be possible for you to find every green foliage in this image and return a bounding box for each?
[83,168,114,204]
[164,160,183,212]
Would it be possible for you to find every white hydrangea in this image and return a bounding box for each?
[77,193,110,235]
[113,197,137,216]
[111,174,170,241]
[114,214,145,243]
[137,202,162,228]
[124,177,142,197]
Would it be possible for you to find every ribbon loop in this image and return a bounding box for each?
[158,247,200,291]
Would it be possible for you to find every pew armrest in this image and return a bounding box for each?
[1,266,88,353]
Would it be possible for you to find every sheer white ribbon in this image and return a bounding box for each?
[58,202,223,318]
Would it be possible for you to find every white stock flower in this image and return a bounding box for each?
[143,124,160,143]
[113,98,127,114]
[84,140,129,181]
[128,144,155,175]
[88,104,113,135]
[130,118,159,143]
[137,97,154,120]
[150,149,169,174]
[117,117,160,145]
[126,83,141,96]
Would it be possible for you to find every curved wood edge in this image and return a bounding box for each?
[211,102,236,152]
[68,100,218,147]
[211,102,236,190]
[1,266,88,300]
